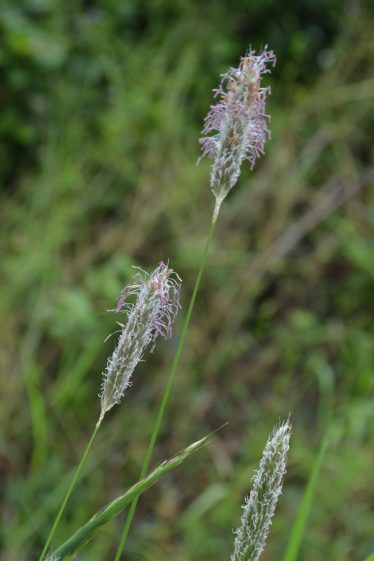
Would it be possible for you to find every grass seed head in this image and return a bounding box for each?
[199,47,276,219]
[99,261,181,418]
[231,419,290,561]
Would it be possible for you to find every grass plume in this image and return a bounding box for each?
[231,420,291,561]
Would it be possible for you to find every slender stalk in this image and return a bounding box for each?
[113,214,217,561]
[38,417,102,561]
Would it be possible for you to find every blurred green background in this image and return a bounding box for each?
[0,1,373,560]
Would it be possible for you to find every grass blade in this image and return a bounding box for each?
[48,436,209,560]
[282,436,329,561]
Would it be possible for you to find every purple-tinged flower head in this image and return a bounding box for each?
[199,47,276,220]
[99,261,181,419]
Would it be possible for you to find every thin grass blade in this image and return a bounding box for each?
[282,436,329,561]
[47,436,208,560]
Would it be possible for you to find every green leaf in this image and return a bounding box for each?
[362,554,374,561]
[48,436,209,560]
[282,436,329,561]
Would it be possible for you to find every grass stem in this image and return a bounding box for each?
[38,417,102,561]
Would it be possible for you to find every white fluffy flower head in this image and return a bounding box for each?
[231,419,291,561]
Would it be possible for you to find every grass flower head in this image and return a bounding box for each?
[199,47,276,219]
[231,419,290,561]
[99,261,181,419]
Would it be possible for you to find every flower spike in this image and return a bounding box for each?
[199,47,276,220]
[100,262,181,419]
[231,420,291,561]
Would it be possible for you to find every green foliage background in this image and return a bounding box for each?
[0,1,373,560]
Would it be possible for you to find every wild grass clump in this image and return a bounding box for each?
[37,46,297,561]
[1,5,372,561]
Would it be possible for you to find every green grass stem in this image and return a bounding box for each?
[38,418,102,561]
[113,215,217,561]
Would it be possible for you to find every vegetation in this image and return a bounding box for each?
[0,1,373,560]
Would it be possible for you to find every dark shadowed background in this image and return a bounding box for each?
[0,1,373,560]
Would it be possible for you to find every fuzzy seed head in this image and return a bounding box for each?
[199,47,276,219]
[99,261,181,417]
[231,419,291,561]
